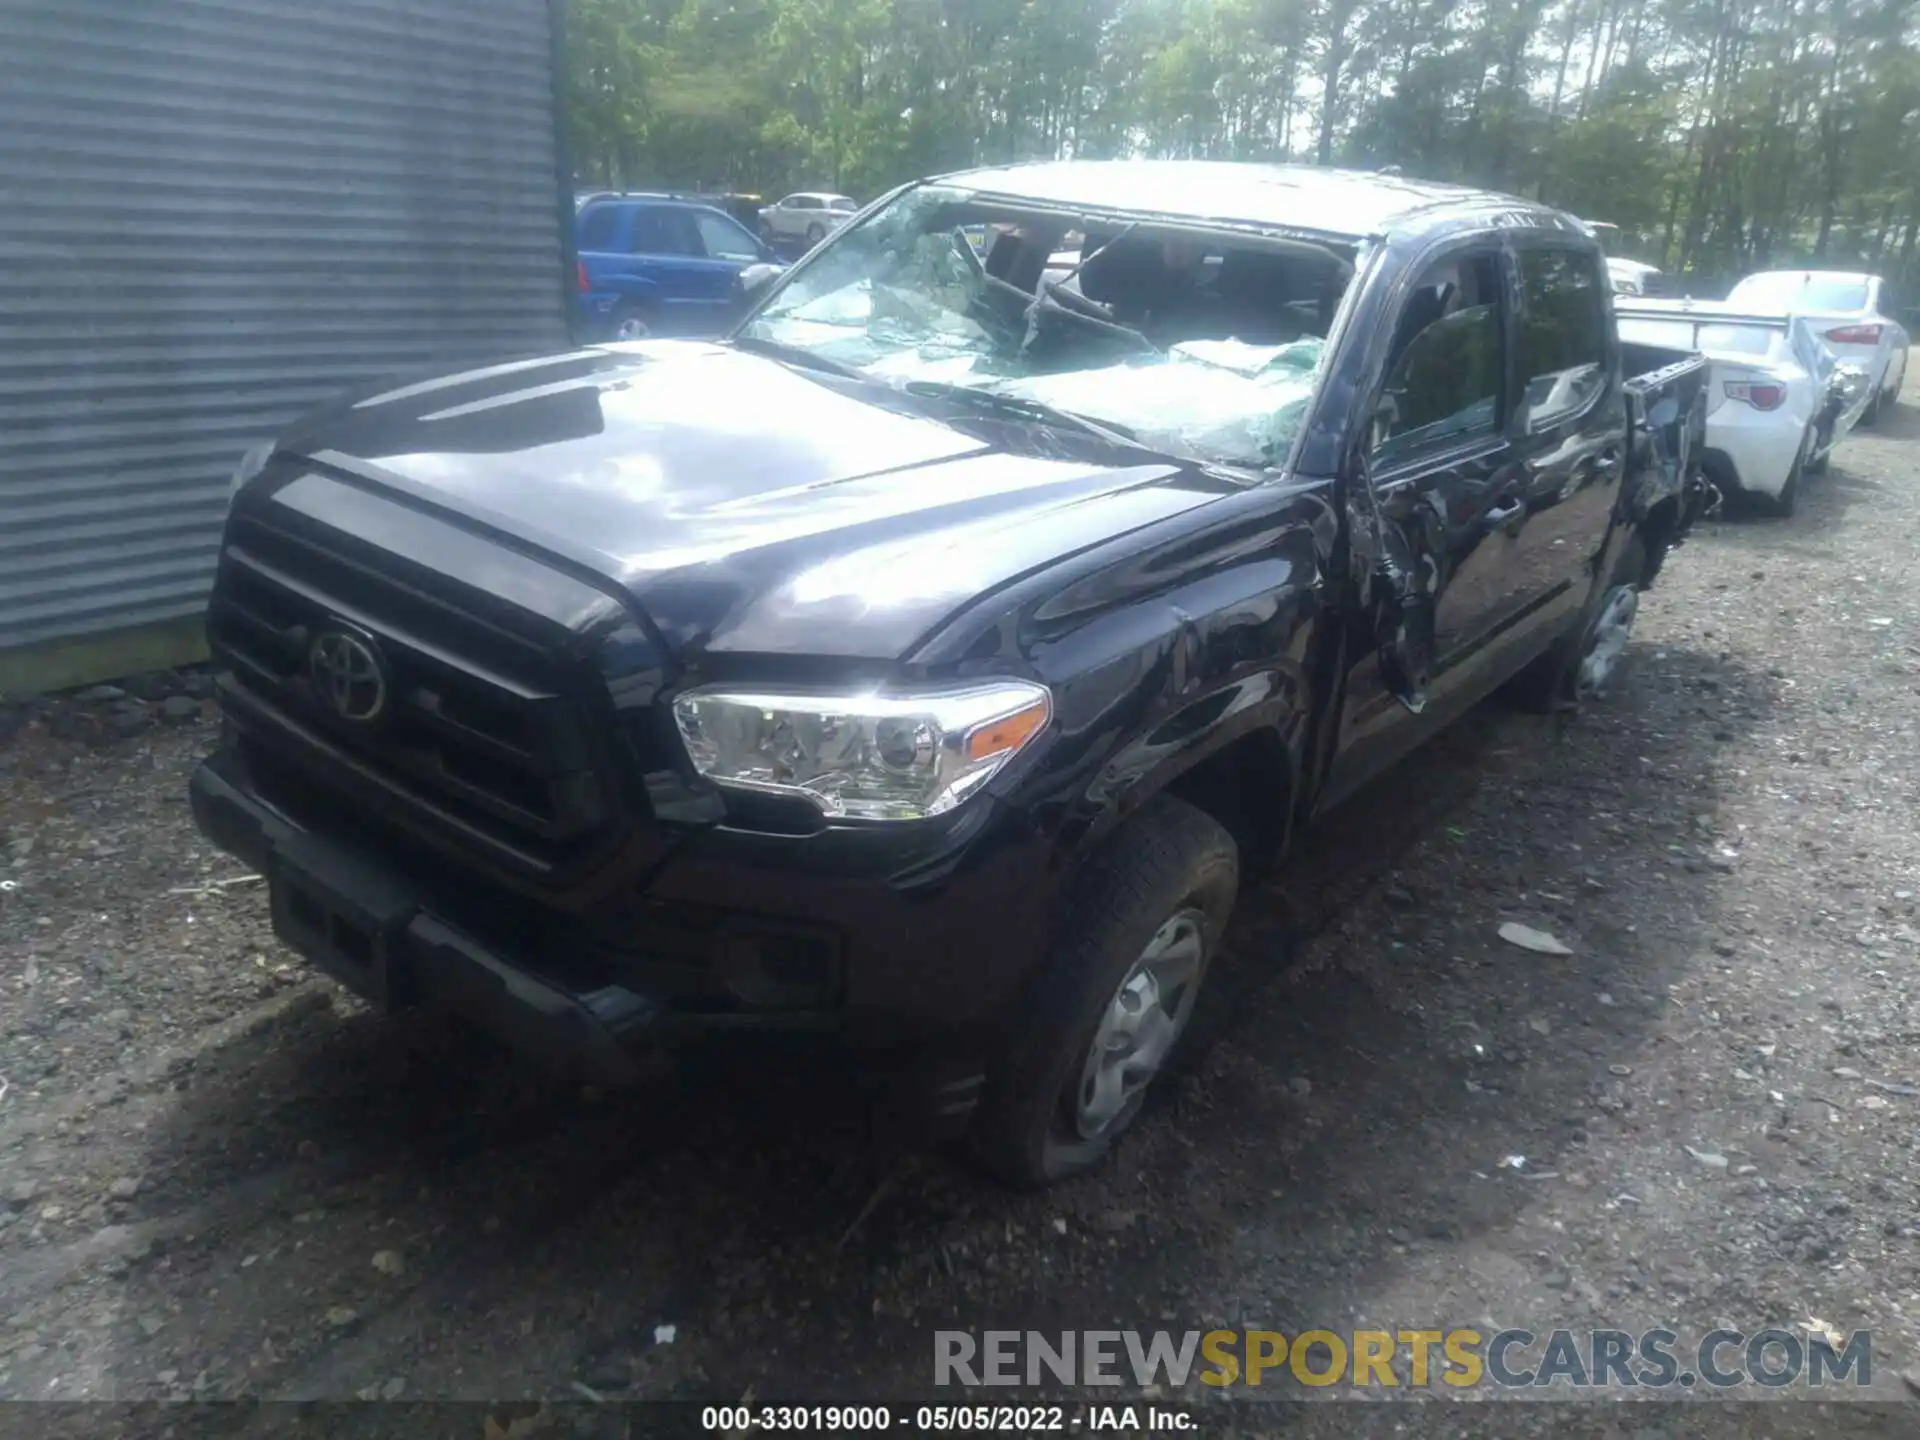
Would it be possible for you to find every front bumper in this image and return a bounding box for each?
[192,748,664,1086]
[189,741,1048,1125]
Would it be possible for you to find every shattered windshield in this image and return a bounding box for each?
[741,183,1355,469]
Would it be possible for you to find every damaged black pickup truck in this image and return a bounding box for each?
[192,162,1711,1187]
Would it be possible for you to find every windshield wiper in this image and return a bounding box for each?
[730,332,865,379]
[911,382,1276,476]
[896,379,1156,452]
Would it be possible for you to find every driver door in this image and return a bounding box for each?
[1322,237,1534,806]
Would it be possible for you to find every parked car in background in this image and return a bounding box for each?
[758,191,859,245]
[202,162,1710,1189]
[1723,270,1910,424]
[1615,297,1870,516]
[575,195,781,341]
[1578,220,1673,296]
[1606,257,1671,297]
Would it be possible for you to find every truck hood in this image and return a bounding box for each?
[276,341,1234,659]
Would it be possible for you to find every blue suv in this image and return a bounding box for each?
[575,196,783,342]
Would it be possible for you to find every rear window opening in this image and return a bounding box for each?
[1728,273,1872,314]
[746,184,1359,470]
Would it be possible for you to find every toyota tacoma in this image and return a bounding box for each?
[193,161,1709,1187]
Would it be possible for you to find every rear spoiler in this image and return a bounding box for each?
[1613,300,1792,331]
[1616,298,1873,329]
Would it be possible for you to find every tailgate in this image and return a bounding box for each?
[1621,347,1711,537]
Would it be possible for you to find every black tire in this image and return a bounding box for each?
[1505,534,1649,713]
[1860,387,1882,427]
[805,221,826,245]
[971,796,1238,1189]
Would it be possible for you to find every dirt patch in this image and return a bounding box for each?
[4,380,1920,1435]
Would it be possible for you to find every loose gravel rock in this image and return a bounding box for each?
[2,379,1918,1437]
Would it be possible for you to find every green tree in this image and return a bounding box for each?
[561,0,1920,301]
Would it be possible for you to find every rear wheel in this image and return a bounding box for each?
[972,796,1238,1188]
[1574,573,1640,701]
[1505,535,1648,712]
[610,305,653,341]
[805,221,826,245]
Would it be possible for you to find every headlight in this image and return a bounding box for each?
[671,680,1052,821]
[229,440,275,497]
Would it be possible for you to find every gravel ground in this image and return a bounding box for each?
[4,370,1920,1437]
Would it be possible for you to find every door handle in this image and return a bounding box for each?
[1482,498,1525,534]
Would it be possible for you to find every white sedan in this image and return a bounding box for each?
[1724,270,1910,424]
[1617,298,1871,517]
[758,192,859,246]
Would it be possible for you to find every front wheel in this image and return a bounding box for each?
[805,222,826,245]
[972,796,1238,1188]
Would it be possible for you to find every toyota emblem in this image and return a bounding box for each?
[308,629,388,723]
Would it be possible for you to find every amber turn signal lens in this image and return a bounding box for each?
[963,701,1050,762]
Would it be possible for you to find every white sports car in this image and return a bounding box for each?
[1723,270,1910,424]
[1616,298,1872,517]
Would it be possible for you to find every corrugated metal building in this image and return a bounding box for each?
[0,0,573,693]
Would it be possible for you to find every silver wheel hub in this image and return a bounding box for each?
[1074,909,1207,1140]
[615,316,649,340]
[1578,584,1638,698]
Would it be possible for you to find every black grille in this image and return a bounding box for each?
[207,517,615,877]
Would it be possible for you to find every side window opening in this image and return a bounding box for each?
[1371,251,1505,465]
[1515,247,1608,430]
[578,206,619,252]
[632,208,701,257]
[693,211,758,263]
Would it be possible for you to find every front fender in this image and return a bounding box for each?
[1019,525,1327,862]
[1080,669,1307,849]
